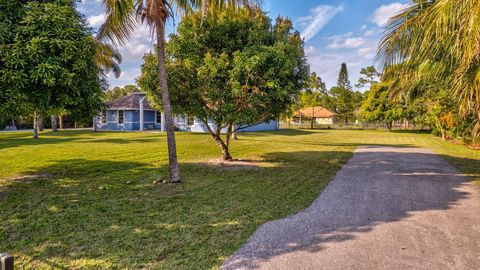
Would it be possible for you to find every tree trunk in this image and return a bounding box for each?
[58,114,63,129]
[227,123,238,140]
[204,121,233,161]
[440,128,447,141]
[226,124,232,149]
[201,0,208,20]
[311,106,315,129]
[92,117,97,132]
[33,114,38,139]
[38,115,44,131]
[214,129,232,161]
[157,19,181,183]
[386,121,392,132]
[51,115,58,132]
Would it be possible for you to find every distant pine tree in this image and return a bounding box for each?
[337,63,352,90]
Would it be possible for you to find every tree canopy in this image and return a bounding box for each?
[378,0,480,142]
[138,8,309,160]
[358,82,404,132]
[0,1,105,137]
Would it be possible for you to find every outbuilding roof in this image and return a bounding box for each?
[294,106,337,118]
[106,93,155,110]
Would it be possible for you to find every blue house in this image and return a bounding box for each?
[95,92,279,132]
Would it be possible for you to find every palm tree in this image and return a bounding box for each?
[95,41,122,78]
[377,0,480,138]
[97,0,258,183]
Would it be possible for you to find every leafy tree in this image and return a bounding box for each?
[298,72,329,128]
[355,66,381,89]
[1,1,104,138]
[358,82,403,132]
[138,10,308,160]
[98,0,258,182]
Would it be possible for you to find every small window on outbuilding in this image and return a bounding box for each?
[118,110,124,124]
[156,112,162,124]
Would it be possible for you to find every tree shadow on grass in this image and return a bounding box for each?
[0,149,352,269]
[0,131,165,150]
[1,148,479,269]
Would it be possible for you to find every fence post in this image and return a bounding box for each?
[0,253,14,270]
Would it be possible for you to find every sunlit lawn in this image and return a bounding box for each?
[0,129,479,269]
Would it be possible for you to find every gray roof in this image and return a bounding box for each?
[106,93,155,110]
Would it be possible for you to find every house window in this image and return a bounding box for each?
[118,110,124,124]
[187,116,195,126]
[101,111,107,124]
[156,111,162,124]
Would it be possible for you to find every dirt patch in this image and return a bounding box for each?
[199,159,264,170]
[4,173,53,182]
[0,173,53,201]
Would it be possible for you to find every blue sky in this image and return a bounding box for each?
[78,0,408,90]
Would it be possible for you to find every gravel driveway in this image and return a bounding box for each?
[222,146,480,270]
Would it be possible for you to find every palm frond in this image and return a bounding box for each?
[97,0,138,45]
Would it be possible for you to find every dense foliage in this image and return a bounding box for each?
[328,63,364,124]
[358,82,404,132]
[138,9,309,160]
[104,85,139,101]
[378,0,480,143]
[0,0,105,136]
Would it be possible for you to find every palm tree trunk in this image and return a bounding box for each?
[201,0,208,19]
[156,20,181,183]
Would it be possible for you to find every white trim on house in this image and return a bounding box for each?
[155,111,162,124]
[117,110,125,125]
[101,111,107,124]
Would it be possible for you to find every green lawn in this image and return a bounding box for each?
[0,129,479,269]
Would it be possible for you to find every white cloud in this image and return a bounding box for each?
[370,2,408,27]
[298,5,344,42]
[364,30,375,37]
[117,25,154,59]
[327,33,365,49]
[305,29,380,90]
[87,13,105,27]
[357,47,376,59]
